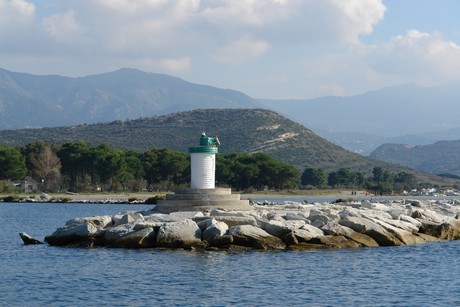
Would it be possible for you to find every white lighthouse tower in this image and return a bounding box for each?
[189,132,219,189]
[155,132,251,213]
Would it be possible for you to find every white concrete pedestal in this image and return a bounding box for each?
[155,188,251,213]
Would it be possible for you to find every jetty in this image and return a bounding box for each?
[43,198,460,250]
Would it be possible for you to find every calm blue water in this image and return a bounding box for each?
[1,202,460,306]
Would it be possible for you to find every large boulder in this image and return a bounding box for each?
[366,217,423,245]
[212,216,258,227]
[411,209,445,224]
[104,223,156,248]
[156,219,202,248]
[284,212,310,222]
[308,208,340,228]
[203,219,229,243]
[45,223,99,246]
[65,215,113,228]
[321,223,379,247]
[419,220,460,240]
[399,214,422,229]
[227,225,286,250]
[113,212,144,227]
[262,220,305,237]
[293,224,324,243]
[339,215,403,246]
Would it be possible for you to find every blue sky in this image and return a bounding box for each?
[1,0,460,99]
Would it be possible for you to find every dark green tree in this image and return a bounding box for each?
[92,144,128,191]
[301,168,327,187]
[394,171,417,191]
[0,146,26,180]
[57,141,89,191]
[142,148,189,189]
[328,171,339,187]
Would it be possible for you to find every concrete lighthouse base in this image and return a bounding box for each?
[154,188,252,214]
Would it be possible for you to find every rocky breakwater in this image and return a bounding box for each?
[44,199,460,250]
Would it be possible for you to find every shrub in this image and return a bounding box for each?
[3,195,20,202]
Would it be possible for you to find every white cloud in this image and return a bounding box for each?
[0,0,35,31]
[42,10,81,43]
[212,35,269,64]
[368,30,460,85]
[332,0,386,40]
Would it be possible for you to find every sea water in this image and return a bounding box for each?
[1,202,459,306]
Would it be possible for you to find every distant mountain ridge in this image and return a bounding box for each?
[0,67,261,130]
[370,140,460,176]
[260,82,460,154]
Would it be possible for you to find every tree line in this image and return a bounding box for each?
[0,140,424,194]
[301,167,420,194]
[0,141,299,193]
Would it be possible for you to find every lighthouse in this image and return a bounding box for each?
[155,132,251,213]
[189,132,220,189]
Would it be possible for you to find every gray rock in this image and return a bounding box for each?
[113,212,144,227]
[293,224,324,243]
[309,213,330,228]
[156,219,202,248]
[45,223,99,246]
[411,209,445,224]
[65,215,113,228]
[213,216,258,227]
[284,212,310,221]
[262,219,305,237]
[144,213,184,223]
[281,232,299,245]
[105,224,156,248]
[399,214,422,229]
[419,220,460,240]
[228,225,285,250]
[339,215,403,246]
[321,223,379,247]
[40,193,52,202]
[19,232,43,245]
[203,219,229,242]
[366,217,421,245]
[133,221,163,231]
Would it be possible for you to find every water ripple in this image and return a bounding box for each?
[1,203,460,306]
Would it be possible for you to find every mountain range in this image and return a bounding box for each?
[0,67,260,130]
[1,67,460,178]
[370,141,460,177]
[261,82,460,154]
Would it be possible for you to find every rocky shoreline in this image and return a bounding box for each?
[39,198,460,251]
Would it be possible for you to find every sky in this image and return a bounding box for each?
[1,0,460,99]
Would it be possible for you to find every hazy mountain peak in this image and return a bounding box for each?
[0,67,261,130]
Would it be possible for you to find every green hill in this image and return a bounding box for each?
[0,108,455,185]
